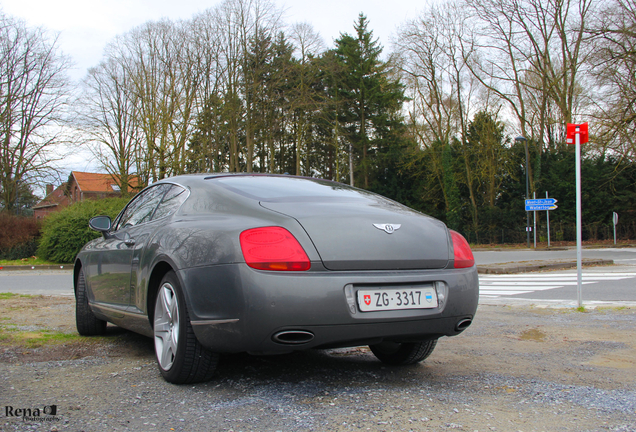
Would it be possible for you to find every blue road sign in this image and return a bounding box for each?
[525,198,558,211]
[526,204,558,211]
[525,198,557,206]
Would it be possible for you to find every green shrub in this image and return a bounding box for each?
[0,213,41,260]
[37,197,129,263]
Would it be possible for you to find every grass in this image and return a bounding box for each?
[19,330,84,348]
[0,256,60,266]
[0,292,35,300]
[0,327,86,348]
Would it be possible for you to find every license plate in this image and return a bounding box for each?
[357,287,438,312]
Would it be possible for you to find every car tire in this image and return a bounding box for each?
[369,339,438,365]
[75,267,107,336]
[153,271,219,384]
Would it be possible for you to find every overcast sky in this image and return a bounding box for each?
[1,0,425,82]
[1,0,426,184]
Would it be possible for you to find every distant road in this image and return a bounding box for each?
[0,270,73,296]
[474,247,636,266]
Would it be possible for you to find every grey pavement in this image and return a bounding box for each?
[0,269,74,296]
[474,245,636,266]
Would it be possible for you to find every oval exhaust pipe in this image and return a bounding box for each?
[455,318,472,332]
[272,330,315,345]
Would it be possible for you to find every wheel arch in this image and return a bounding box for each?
[146,261,176,327]
[73,258,83,295]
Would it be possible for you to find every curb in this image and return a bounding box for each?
[478,259,614,274]
[472,244,636,252]
[0,265,71,271]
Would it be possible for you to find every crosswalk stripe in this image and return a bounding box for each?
[483,281,597,286]
[481,275,635,280]
[481,290,533,295]
[478,271,636,298]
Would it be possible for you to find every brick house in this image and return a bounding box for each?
[66,171,139,203]
[33,172,139,219]
[32,183,70,220]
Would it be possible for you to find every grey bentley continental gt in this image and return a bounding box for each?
[74,174,478,384]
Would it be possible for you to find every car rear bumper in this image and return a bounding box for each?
[179,263,479,354]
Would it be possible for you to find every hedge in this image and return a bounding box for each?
[0,213,41,260]
[37,197,130,263]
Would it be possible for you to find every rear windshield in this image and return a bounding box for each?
[212,176,374,202]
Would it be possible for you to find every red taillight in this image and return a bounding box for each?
[239,227,311,271]
[450,230,475,269]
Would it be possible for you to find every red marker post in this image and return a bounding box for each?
[566,123,588,308]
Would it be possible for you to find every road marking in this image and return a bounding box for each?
[479,271,636,298]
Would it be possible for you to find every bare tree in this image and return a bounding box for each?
[289,22,325,175]
[588,0,636,160]
[116,19,203,183]
[187,10,229,173]
[200,0,283,172]
[235,0,283,172]
[0,13,71,212]
[395,2,480,224]
[290,22,325,61]
[461,0,594,198]
[463,0,593,145]
[80,51,139,195]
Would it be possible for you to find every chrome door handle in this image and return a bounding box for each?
[124,238,136,246]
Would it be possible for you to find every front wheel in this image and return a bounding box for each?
[369,339,438,365]
[153,271,219,384]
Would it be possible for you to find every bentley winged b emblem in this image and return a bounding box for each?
[373,223,402,234]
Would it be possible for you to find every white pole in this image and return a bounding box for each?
[546,191,551,247]
[575,129,583,308]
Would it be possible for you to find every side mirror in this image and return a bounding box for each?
[89,216,112,233]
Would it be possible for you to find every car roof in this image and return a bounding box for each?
[155,173,341,188]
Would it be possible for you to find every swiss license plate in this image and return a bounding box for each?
[357,287,438,312]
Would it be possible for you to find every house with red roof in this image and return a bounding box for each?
[66,171,139,203]
[33,172,140,219]
[32,183,70,220]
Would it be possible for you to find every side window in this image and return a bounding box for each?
[152,185,188,220]
[116,185,168,230]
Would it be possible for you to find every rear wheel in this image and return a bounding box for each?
[153,271,219,384]
[369,339,438,365]
[75,268,107,336]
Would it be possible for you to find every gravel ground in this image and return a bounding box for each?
[1,296,635,432]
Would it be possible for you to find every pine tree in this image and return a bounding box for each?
[332,14,407,188]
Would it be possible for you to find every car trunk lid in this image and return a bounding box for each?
[260,199,450,271]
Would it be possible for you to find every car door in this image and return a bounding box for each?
[87,185,168,310]
[129,184,190,314]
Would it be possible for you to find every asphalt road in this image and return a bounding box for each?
[0,270,74,296]
[474,246,636,266]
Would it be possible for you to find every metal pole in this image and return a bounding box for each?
[575,129,583,308]
[516,136,529,248]
[524,138,530,249]
[349,142,354,186]
[533,191,537,248]
[546,191,551,247]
